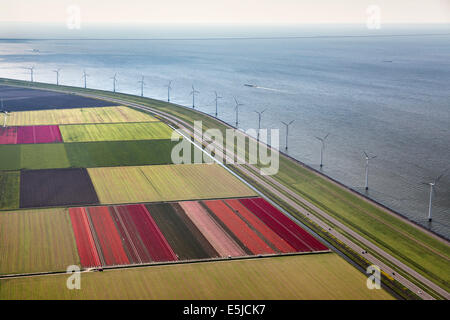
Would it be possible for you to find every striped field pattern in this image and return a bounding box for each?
[68,198,328,269]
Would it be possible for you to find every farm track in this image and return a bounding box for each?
[68,91,450,300]
[0,250,331,280]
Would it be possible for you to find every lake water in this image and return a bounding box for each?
[0,25,449,238]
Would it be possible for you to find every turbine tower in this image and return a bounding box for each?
[363,151,377,190]
[423,170,447,222]
[166,80,172,102]
[234,97,244,128]
[315,133,330,168]
[111,73,118,93]
[25,66,34,82]
[190,85,199,109]
[254,109,267,141]
[281,120,295,151]
[82,70,89,88]
[138,76,145,97]
[53,68,61,85]
[214,91,222,118]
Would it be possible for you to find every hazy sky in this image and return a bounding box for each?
[1,0,449,24]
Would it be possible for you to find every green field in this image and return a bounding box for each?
[88,164,257,204]
[0,208,80,275]
[7,106,158,126]
[0,144,70,170]
[0,140,196,170]
[21,144,70,170]
[0,171,20,210]
[60,122,173,143]
[65,140,189,167]
[0,253,393,300]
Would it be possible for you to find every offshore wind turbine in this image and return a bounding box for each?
[214,91,222,118]
[234,97,244,128]
[190,85,199,109]
[423,170,447,222]
[363,151,377,190]
[138,76,145,97]
[315,133,330,168]
[82,70,89,88]
[254,109,267,141]
[281,120,295,150]
[25,66,34,82]
[53,68,61,85]
[166,80,172,102]
[111,73,118,92]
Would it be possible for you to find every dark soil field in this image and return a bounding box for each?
[0,85,118,111]
[20,168,99,208]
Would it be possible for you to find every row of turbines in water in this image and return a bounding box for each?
[1,67,447,223]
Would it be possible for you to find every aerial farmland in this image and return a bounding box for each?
[0,81,446,303]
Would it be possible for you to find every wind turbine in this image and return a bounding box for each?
[1,98,10,128]
[138,76,145,97]
[82,70,89,88]
[254,109,267,141]
[25,66,34,82]
[363,151,377,190]
[190,85,199,109]
[281,120,295,150]
[110,73,118,92]
[53,68,61,85]
[234,97,244,128]
[423,170,447,222]
[166,80,172,102]
[214,91,222,118]
[315,133,330,168]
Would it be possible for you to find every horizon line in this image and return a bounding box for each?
[1,33,449,41]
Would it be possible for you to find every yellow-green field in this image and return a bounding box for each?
[0,208,80,275]
[0,253,394,300]
[60,122,173,142]
[6,106,157,126]
[88,164,257,204]
[0,171,20,210]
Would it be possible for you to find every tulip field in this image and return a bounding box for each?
[5,106,157,126]
[0,85,385,300]
[0,197,328,276]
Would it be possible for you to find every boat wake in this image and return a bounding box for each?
[244,84,288,93]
